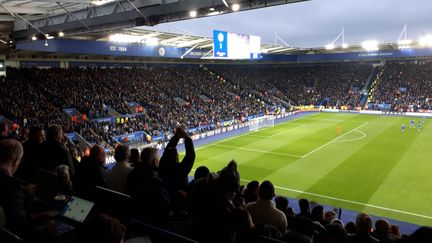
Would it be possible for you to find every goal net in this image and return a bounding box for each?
[249,115,275,132]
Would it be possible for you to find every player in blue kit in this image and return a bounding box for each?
[410,119,415,128]
[402,123,406,133]
[418,121,421,131]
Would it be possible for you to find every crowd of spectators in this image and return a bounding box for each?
[211,63,372,108]
[372,61,432,111]
[1,125,431,243]
[1,66,270,147]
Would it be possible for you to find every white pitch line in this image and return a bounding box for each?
[335,130,367,143]
[214,144,303,158]
[301,122,369,158]
[267,124,307,138]
[196,123,307,151]
[240,179,432,220]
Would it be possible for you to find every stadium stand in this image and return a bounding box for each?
[2,61,432,242]
[372,61,432,111]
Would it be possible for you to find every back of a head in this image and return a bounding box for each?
[274,196,289,211]
[0,139,24,166]
[218,160,240,194]
[29,126,44,144]
[407,226,432,243]
[79,214,126,243]
[299,198,310,213]
[375,219,390,235]
[246,180,260,193]
[90,145,106,165]
[355,213,373,233]
[345,221,357,234]
[0,123,8,133]
[47,125,62,142]
[311,205,324,221]
[129,148,140,164]
[258,180,275,201]
[194,166,210,180]
[140,147,158,168]
[326,222,347,243]
[114,144,130,163]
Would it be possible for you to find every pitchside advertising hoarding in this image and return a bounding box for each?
[213,30,261,60]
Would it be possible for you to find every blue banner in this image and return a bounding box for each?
[91,117,116,123]
[65,132,77,141]
[113,131,147,144]
[17,39,208,59]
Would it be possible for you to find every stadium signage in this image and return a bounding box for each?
[109,45,128,52]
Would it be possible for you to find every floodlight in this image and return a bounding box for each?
[59,31,65,37]
[208,11,223,16]
[92,0,114,6]
[325,44,335,50]
[145,37,159,46]
[419,34,432,47]
[342,43,349,49]
[361,40,379,51]
[31,36,37,41]
[44,40,48,47]
[209,7,215,11]
[398,39,412,49]
[189,10,197,17]
[109,34,141,43]
[232,4,240,11]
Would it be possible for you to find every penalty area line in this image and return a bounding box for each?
[240,179,432,220]
[301,122,369,158]
[213,144,303,158]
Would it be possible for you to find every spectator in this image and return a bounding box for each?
[129,148,140,167]
[347,213,378,243]
[15,126,45,180]
[73,145,107,199]
[325,210,337,225]
[325,222,348,243]
[39,125,74,176]
[246,180,287,232]
[311,205,326,226]
[159,127,196,192]
[243,180,260,204]
[274,195,296,222]
[297,198,312,219]
[53,164,74,195]
[373,219,397,243]
[127,147,171,226]
[187,165,210,192]
[0,123,11,140]
[106,144,132,194]
[0,139,30,237]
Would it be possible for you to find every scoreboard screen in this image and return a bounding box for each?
[0,60,5,77]
[213,30,261,60]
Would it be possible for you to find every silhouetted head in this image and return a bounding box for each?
[258,180,275,201]
[90,145,106,165]
[0,139,24,175]
[194,166,210,180]
[114,144,130,163]
[47,125,63,143]
[141,147,159,169]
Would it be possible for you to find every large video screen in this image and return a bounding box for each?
[213,30,261,60]
[0,60,5,77]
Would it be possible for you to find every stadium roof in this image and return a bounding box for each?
[0,0,308,42]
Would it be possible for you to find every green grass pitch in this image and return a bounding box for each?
[190,112,432,226]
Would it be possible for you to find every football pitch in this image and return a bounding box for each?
[191,112,432,226]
